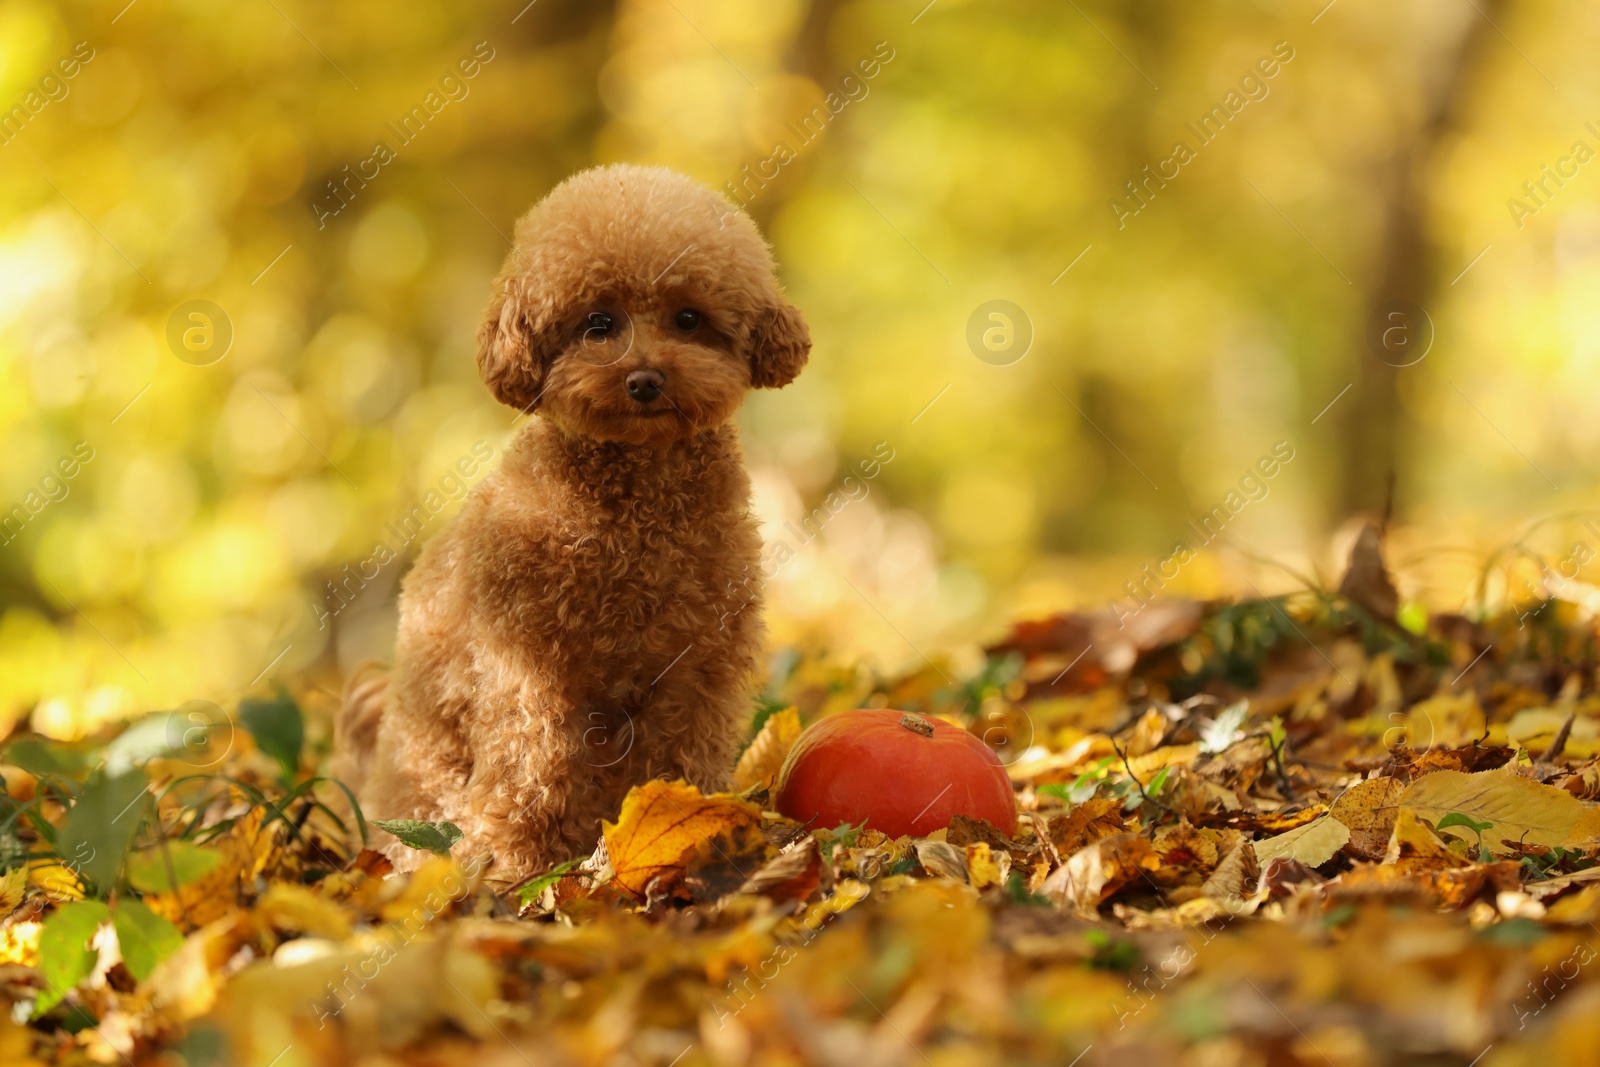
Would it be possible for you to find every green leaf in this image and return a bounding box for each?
[1037,783,1071,803]
[34,900,110,1016]
[516,858,581,905]
[1200,700,1249,754]
[1397,600,1429,636]
[103,712,199,774]
[5,738,94,779]
[1003,871,1051,907]
[1476,916,1547,945]
[111,901,183,982]
[372,819,463,855]
[1267,715,1287,750]
[126,842,223,894]
[58,770,150,896]
[1067,756,1114,804]
[1436,811,1495,834]
[1147,766,1171,797]
[239,690,303,785]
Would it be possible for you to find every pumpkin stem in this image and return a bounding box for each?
[899,713,935,737]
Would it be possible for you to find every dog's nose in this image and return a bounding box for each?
[626,369,665,403]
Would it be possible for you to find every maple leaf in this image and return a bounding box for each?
[602,780,762,898]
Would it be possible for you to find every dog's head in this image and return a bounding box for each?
[477,164,810,445]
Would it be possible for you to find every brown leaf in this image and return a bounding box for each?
[683,822,777,904]
[1332,859,1521,909]
[1256,857,1323,899]
[964,842,1008,890]
[737,836,822,904]
[1337,520,1399,620]
[346,849,394,880]
[1201,838,1260,905]
[1047,798,1128,856]
[914,840,969,883]
[602,780,763,899]
[1043,832,1159,917]
[947,814,1033,858]
[1154,820,1220,872]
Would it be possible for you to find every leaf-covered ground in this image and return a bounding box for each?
[5,538,1600,1065]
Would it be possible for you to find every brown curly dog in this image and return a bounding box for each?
[333,164,809,876]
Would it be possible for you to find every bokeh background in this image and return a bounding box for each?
[2,0,1597,736]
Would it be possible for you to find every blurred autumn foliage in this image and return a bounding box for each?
[3,0,1600,745]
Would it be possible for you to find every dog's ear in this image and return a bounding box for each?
[477,282,549,411]
[748,297,810,389]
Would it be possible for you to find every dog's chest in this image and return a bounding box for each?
[555,490,757,642]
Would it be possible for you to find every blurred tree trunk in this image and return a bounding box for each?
[792,0,847,83]
[1338,1,1503,517]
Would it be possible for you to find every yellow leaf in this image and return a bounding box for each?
[27,862,82,902]
[145,809,273,928]
[1384,807,1471,870]
[733,707,802,792]
[964,842,1006,890]
[602,780,762,898]
[255,883,353,941]
[1545,882,1600,925]
[1328,777,1405,862]
[1253,816,1349,868]
[1399,769,1599,851]
[0,867,26,920]
[0,920,41,967]
[378,856,477,923]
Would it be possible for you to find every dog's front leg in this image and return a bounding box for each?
[457,683,600,878]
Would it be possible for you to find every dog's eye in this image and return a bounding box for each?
[586,312,614,338]
[674,309,701,332]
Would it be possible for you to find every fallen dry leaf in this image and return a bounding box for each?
[1329,777,1405,861]
[736,836,821,903]
[733,707,802,792]
[1399,768,1600,852]
[602,780,763,898]
[964,842,1007,890]
[1253,815,1349,868]
[1201,838,1260,904]
[146,809,274,928]
[914,839,969,883]
[1043,832,1159,917]
[1046,797,1128,855]
[1337,521,1400,620]
[1384,807,1471,870]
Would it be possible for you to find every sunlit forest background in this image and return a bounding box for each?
[1,0,1597,737]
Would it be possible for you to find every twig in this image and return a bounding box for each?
[1546,711,1576,761]
[1109,739,1178,820]
[152,813,193,928]
[779,813,821,849]
[1267,734,1296,799]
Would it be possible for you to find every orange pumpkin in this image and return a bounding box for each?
[773,709,1016,838]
